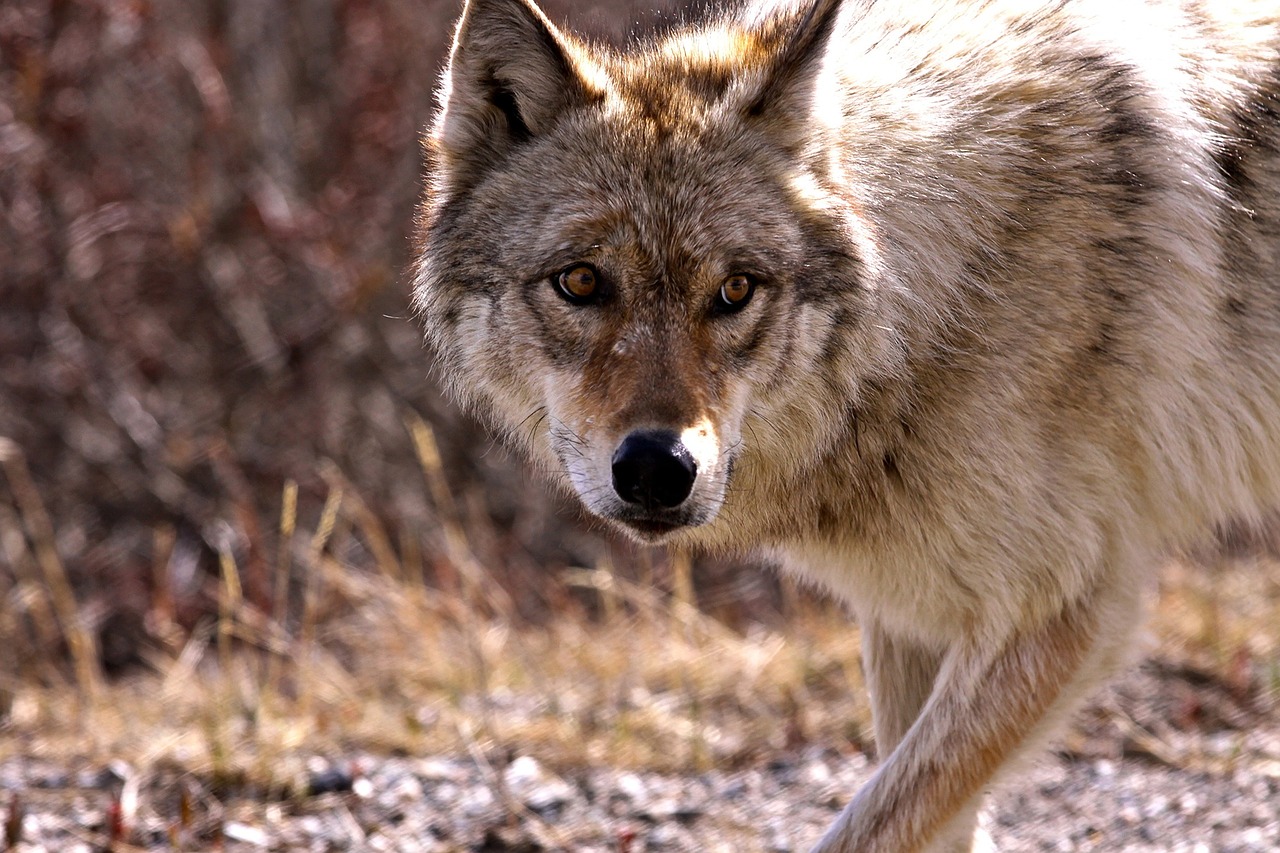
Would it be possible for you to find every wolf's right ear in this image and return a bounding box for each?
[428,0,605,196]
[740,0,845,148]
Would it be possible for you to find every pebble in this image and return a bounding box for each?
[224,821,270,846]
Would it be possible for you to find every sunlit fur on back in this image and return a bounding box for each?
[413,0,1280,850]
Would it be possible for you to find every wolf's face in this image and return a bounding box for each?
[415,0,874,542]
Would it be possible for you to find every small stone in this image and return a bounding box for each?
[390,775,425,802]
[804,760,832,785]
[306,767,354,796]
[504,756,544,789]
[1144,795,1170,818]
[503,756,573,816]
[224,822,269,847]
[461,785,493,816]
[615,772,648,802]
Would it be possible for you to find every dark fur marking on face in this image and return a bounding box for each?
[792,244,864,306]
[519,280,587,366]
[732,322,769,362]
[727,284,783,363]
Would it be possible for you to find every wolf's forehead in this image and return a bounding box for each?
[599,25,775,129]
[548,142,781,263]
[553,115,754,207]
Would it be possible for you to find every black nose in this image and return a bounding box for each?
[611,430,697,511]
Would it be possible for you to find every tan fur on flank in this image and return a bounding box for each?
[412,0,1280,849]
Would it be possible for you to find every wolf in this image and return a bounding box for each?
[412,0,1280,849]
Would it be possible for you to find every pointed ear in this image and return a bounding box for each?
[428,0,605,194]
[740,0,845,143]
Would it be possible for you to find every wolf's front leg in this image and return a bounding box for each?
[813,592,1103,853]
[860,622,991,853]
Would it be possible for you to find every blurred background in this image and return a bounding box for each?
[1,0,783,681]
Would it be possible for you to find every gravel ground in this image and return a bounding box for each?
[3,662,1278,852]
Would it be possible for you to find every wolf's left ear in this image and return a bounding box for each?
[740,0,845,143]
[429,0,605,194]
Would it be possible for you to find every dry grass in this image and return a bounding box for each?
[0,420,873,800]
[1151,555,1280,705]
[1,419,1279,828]
[3,574,862,789]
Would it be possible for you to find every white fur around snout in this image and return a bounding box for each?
[555,417,729,534]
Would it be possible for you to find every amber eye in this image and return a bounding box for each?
[553,264,600,304]
[715,274,755,313]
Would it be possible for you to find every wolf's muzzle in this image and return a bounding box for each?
[611,430,697,511]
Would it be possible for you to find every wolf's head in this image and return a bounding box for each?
[414,0,886,544]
